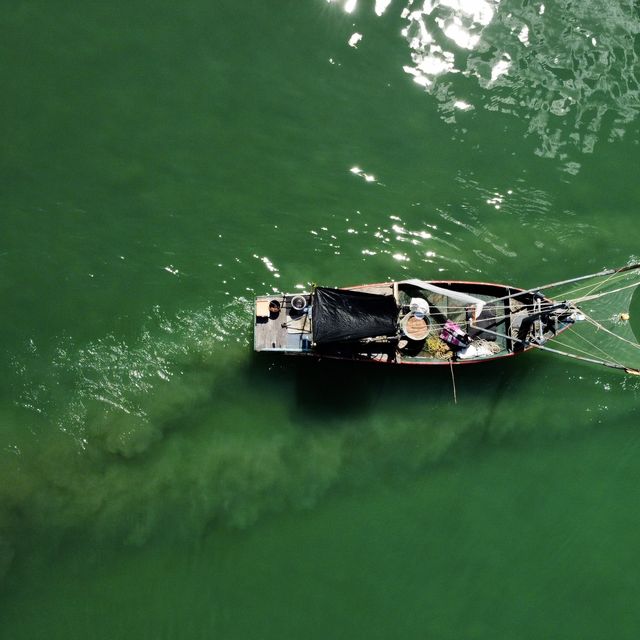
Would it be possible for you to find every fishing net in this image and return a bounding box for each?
[545,265,640,374]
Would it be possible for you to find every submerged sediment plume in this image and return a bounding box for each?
[1,297,636,584]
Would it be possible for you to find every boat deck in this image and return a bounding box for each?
[254,281,557,365]
[254,293,313,353]
[395,286,511,363]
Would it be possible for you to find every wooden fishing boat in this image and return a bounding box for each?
[254,265,640,375]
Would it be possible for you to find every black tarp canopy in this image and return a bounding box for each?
[312,287,398,344]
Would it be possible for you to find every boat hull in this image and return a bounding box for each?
[254,279,571,366]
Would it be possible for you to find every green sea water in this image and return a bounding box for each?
[1,0,640,637]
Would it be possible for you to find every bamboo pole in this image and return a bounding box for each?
[487,264,640,306]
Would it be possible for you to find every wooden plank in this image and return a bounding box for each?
[254,297,288,350]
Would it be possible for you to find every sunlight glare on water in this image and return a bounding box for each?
[328,0,640,171]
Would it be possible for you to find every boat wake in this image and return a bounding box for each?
[11,300,253,454]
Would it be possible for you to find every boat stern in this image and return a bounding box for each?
[253,294,313,354]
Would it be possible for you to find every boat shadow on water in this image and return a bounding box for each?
[251,351,534,425]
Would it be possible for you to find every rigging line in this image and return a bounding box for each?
[582,314,640,351]
[569,278,640,301]
[550,270,637,301]
[560,325,624,366]
[561,324,617,361]
[562,272,638,296]
[466,319,639,374]
[449,360,457,404]
[441,302,557,314]
[461,322,621,370]
[570,281,640,305]
[582,315,629,324]
[422,303,572,332]
[485,268,619,305]
[485,264,640,306]
[435,304,559,321]
[566,337,620,364]
[528,342,632,372]
[558,270,631,299]
[423,309,526,326]
[551,337,603,362]
[417,310,516,331]
[582,265,627,299]
[404,307,515,323]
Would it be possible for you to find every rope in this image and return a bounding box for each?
[552,269,634,301]
[472,339,502,354]
[570,281,640,305]
[449,360,457,404]
[583,315,640,351]
[563,325,624,367]
[582,267,624,300]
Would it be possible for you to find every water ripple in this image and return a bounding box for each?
[12,299,252,454]
[332,0,640,166]
[412,0,640,160]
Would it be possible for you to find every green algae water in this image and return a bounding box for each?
[2,0,640,637]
